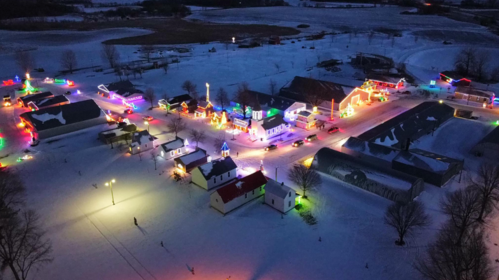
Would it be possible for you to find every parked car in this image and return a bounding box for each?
[265,144,277,151]
[143,116,153,121]
[305,134,318,142]
[124,109,133,114]
[328,127,339,134]
[293,140,304,147]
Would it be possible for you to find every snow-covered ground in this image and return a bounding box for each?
[0,5,498,280]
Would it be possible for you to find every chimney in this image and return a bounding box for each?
[405,138,411,151]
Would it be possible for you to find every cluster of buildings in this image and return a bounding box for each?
[439,71,496,107]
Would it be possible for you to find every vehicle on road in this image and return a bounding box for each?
[124,109,133,114]
[143,116,153,121]
[328,127,339,134]
[305,134,318,142]
[265,144,277,151]
[293,140,304,147]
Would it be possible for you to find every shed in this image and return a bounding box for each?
[191,156,237,190]
[160,137,186,159]
[174,149,207,173]
[264,179,297,213]
[19,99,107,140]
[210,170,267,215]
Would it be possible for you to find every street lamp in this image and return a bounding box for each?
[144,121,149,132]
[105,179,116,205]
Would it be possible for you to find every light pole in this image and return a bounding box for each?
[144,121,149,132]
[105,179,116,205]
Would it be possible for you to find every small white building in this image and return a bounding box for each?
[210,171,268,215]
[129,130,157,155]
[191,156,237,190]
[160,137,187,160]
[264,179,297,213]
[249,107,289,141]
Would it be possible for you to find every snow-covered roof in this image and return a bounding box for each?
[20,100,104,132]
[175,149,207,166]
[196,156,237,180]
[261,114,288,130]
[215,171,267,204]
[161,137,184,152]
[265,179,294,199]
[30,95,69,109]
[132,130,157,145]
[393,151,450,174]
[342,137,399,162]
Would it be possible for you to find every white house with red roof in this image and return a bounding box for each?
[210,171,268,215]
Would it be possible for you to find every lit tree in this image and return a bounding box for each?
[287,164,322,198]
[384,201,430,245]
[101,44,120,68]
[144,88,156,109]
[60,50,77,74]
[215,87,229,110]
[189,129,206,149]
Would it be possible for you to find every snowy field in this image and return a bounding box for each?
[0,5,499,280]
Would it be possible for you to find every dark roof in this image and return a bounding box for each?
[477,126,499,145]
[393,150,457,174]
[366,73,404,84]
[20,100,103,132]
[115,87,143,97]
[175,149,207,166]
[107,81,134,92]
[298,111,312,117]
[216,171,268,203]
[357,102,455,148]
[265,179,294,199]
[261,114,288,130]
[167,94,192,105]
[29,95,69,109]
[18,92,54,105]
[342,137,399,162]
[279,76,348,103]
[198,100,211,108]
[197,156,237,180]
[247,90,297,111]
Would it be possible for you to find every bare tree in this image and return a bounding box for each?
[469,163,499,222]
[102,44,120,68]
[454,47,476,76]
[14,50,35,73]
[473,51,490,82]
[0,171,25,213]
[415,224,492,280]
[235,82,252,119]
[167,118,186,137]
[150,150,158,170]
[60,50,77,74]
[384,201,430,246]
[274,62,281,73]
[181,80,198,99]
[213,132,225,151]
[491,65,499,82]
[141,45,155,63]
[269,79,277,96]
[144,88,155,109]
[287,164,322,198]
[0,210,53,280]
[215,87,230,110]
[441,187,480,246]
[391,36,395,48]
[162,60,169,74]
[305,90,326,108]
[189,129,206,149]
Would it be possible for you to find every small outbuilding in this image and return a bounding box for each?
[366,73,405,89]
[210,170,267,215]
[129,130,157,155]
[98,81,143,107]
[455,86,494,105]
[160,137,186,159]
[264,179,297,213]
[191,156,237,190]
[174,149,208,173]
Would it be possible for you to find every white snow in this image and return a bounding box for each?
[426,116,437,121]
[178,150,206,165]
[31,111,66,124]
[162,138,184,151]
[395,153,449,173]
[235,181,244,189]
[199,161,213,175]
[373,128,398,146]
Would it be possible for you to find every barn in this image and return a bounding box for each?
[20,100,107,140]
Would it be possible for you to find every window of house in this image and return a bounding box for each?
[220,175,223,180]
[252,190,254,195]
[245,193,247,199]
[214,177,216,183]
[272,199,274,205]
[288,201,291,207]
[228,172,230,177]
[289,192,291,197]
[170,151,174,156]
[177,148,181,153]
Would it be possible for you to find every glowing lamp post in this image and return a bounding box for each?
[26,73,30,80]
[105,179,116,205]
[206,83,210,102]
[232,37,235,43]
[144,121,149,132]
